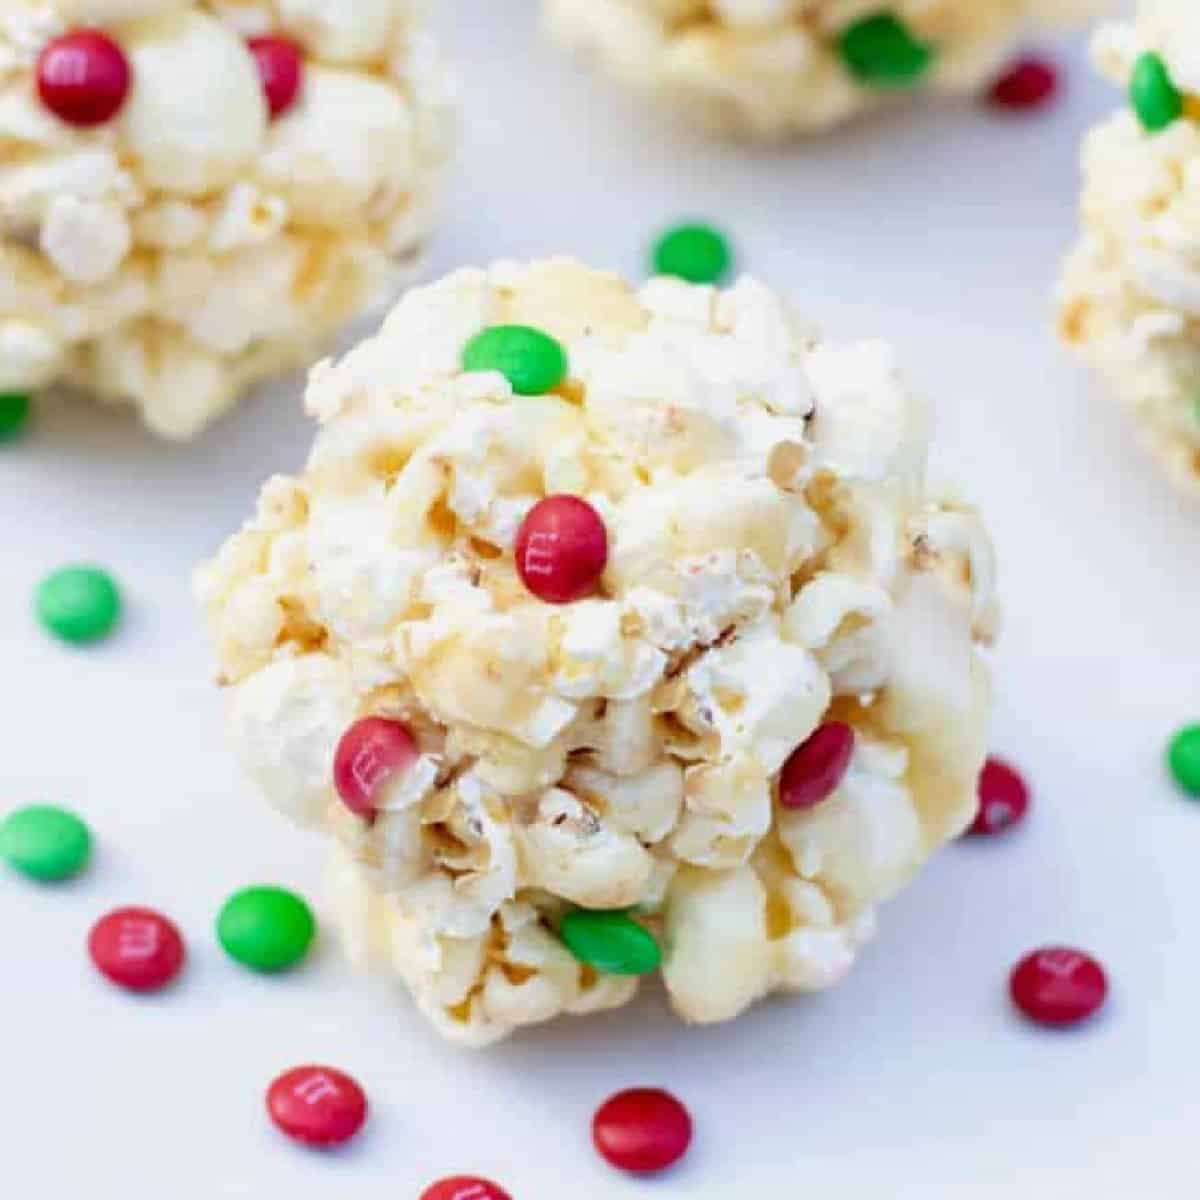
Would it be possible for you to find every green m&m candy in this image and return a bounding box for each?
[217,885,316,973]
[462,325,568,396]
[1130,52,1183,133]
[652,222,732,285]
[559,909,661,976]
[0,805,91,882]
[36,565,122,644]
[1167,724,1200,797]
[0,393,31,441]
[838,13,934,87]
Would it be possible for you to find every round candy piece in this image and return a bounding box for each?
[88,907,185,992]
[1009,946,1107,1028]
[837,13,934,88]
[267,1065,367,1148]
[652,223,731,285]
[36,565,121,645]
[332,716,419,820]
[37,30,131,127]
[217,885,315,973]
[593,1087,693,1175]
[248,35,304,119]
[1130,52,1182,133]
[967,756,1030,836]
[461,325,568,396]
[515,495,608,604]
[1166,723,1200,797]
[559,910,661,976]
[0,805,91,882]
[420,1178,513,1200]
[0,393,31,441]
[987,56,1059,111]
[779,721,855,811]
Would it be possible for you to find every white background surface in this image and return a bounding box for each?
[2,4,1195,1197]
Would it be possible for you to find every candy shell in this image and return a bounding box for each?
[217,885,315,973]
[1010,946,1108,1028]
[0,805,91,882]
[267,1065,367,1148]
[593,1087,692,1174]
[88,907,185,992]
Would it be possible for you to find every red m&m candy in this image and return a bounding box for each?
[1010,946,1108,1027]
[515,495,608,604]
[267,1065,367,1148]
[247,35,303,119]
[88,906,185,992]
[420,1178,512,1200]
[988,55,1059,111]
[333,716,418,820]
[968,756,1030,836]
[37,30,131,127]
[779,721,855,811]
[592,1087,692,1175]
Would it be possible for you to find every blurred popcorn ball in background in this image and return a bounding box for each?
[544,0,1110,139]
[0,1,454,439]
[197,259,999,1046]
[1059,0,1200,492]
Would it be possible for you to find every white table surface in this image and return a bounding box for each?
[3,4,1194,1197]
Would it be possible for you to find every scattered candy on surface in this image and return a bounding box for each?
[332,717,419,821]
[559,910,662,977]
[247,35,304,120]
[1009,946,1108,1028]
[1167,724,1200,798]
[420,1178,513,1200]
[217,885,315,974]
[461,325,569,396]
[837,13,934,88]
[778,722,855,811]
[0,393,30,441]
[36,565,122,645]
[1130,51,1182,133]
[515,494,608,604]
[0,805,91,882]
[652,223,731,285]
[267,1065,368,1148]
[36,30,131,127]
[988,56,1059,111]
[967,757,1030,836]
[88,907,186,993]
[592,1087,693,1175]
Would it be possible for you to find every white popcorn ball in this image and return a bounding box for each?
[0,1,454,438]
[199,260,997,1046]
[543,0,1110,140]
[1059,1,1200,492]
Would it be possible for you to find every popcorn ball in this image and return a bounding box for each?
[0,2,453,439]
[543,0,1106,139]
[1058,2,1200,492]
[197,259,998,1046]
